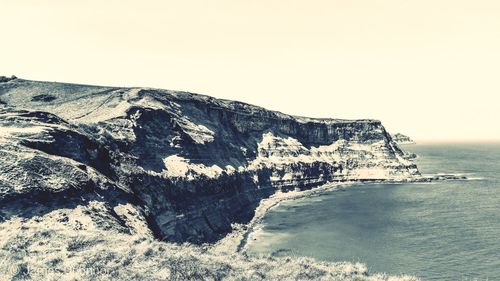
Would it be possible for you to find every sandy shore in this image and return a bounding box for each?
[210,181,354,255]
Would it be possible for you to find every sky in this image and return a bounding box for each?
[1,0,499,142]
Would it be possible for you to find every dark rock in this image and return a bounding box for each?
[31,94,57,102]
[392,133,415,144]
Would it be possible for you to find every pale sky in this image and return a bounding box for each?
[2,0,499,141]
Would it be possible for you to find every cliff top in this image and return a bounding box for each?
[0,77,380,125]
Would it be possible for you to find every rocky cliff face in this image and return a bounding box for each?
[0,78,420,244]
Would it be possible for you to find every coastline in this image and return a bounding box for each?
[236,182,348,253]
[211,174,468,256]
[211,181,347,255]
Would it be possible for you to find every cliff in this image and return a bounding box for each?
[0,78,420,245]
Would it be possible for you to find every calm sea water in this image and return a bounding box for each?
[246,143,500,281]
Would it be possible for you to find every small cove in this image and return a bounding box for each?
[246,143,500,280]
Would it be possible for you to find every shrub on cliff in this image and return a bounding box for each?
[0,75,17,83]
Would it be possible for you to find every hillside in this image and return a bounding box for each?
[0,77,421,280]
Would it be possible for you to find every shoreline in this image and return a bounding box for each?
[236,182,349,253]
[210,181,347,255]
[211,174,469,255]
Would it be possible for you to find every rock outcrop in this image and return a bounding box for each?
[392,133,415,144]
[0,78,420,244]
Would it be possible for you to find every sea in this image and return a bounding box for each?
[246,143,500,281]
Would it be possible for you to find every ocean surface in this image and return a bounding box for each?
[246,143,500,281]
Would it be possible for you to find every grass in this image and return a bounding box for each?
[0,221,420,281]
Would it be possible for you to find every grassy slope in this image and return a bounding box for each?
[0,207,419,281]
